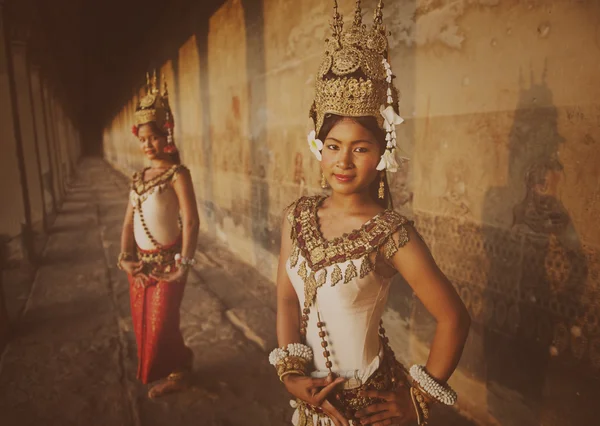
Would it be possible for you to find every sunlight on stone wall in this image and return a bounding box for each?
[103,1,600,424]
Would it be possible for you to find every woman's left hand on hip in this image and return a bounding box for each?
[354,385,416,425]
[150,267,188,284]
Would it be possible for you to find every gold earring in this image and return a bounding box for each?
[321,172,329,189]
[378,171,385,199]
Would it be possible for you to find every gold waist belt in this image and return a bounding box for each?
[136,244,180,273]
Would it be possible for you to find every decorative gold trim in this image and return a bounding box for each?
[298,261,307,280]
[311,0,398,136]
[131,164,186,201]
[331,264,343,286]
[134,70,173,128]
[289,243,300,268]
[344,261,358,283]
[359,255,374,278]
[287,195,411,307]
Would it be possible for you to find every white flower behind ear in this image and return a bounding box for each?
[376,150,400,173]
[380,105,404,131]
[307,130,324,161]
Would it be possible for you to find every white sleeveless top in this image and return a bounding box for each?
[287,255,392,373]
[129,165,186,250]
[285,196,410,376]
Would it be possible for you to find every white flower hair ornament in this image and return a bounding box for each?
[376,58,407,173]
[307,129,324,161]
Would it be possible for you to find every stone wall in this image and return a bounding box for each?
[103,1,600,424]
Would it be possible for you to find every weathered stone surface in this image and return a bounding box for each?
[101,2,600,424]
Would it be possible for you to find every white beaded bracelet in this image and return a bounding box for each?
[175,253,197,267]
[269,343,313,366]
[409,365,457,406]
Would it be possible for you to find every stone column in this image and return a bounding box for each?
[0,0,32,263]
[29,63,55,221]
[10,25,46,231]
[34,71,58,215]
[42,82,64,204]
[0,0,17,349]
[66,118,76,172]
[54,102,69,189]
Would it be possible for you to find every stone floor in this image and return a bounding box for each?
[0,158,289,426]
[0,158,474,426]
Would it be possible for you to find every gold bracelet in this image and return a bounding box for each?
[279,369,305,383]
[410,386,430,425]
[410,379,436,405]
[276,356,308,378]
[117,252,134,270]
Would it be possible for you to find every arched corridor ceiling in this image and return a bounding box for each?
[8,0,223,153]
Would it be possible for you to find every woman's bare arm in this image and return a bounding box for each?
[388,226,471,382]
[276,214,302,347]
[172,168,200,259]
[120,200,136,255]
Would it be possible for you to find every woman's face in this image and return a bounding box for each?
[138,124,167,160]
[321,118,382,196]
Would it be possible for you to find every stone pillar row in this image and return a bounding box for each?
[0,0,82,347]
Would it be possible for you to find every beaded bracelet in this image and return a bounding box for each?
[175,253,197,269]
[269,343,313,382]
[409,365,457,406]
[269,343,313,366]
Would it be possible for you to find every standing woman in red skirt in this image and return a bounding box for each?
[117,72,199,398]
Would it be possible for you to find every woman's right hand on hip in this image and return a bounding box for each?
[123,260,150,287]
[283,374,349,426]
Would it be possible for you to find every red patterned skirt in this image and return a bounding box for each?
[128,241,193,384]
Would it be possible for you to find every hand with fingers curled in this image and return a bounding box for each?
[354,385,419,426]
[149,265,188,284]
[283,373,351,426]
[121,259,152,288]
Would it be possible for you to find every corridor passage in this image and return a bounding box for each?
[0,158,289,426]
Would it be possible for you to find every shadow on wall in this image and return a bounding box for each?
[387,63,600,425]
[480,65,597,425]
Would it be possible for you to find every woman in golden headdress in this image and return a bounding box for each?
[117,73,199,398]
[270,2,470,425]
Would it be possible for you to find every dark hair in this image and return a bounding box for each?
[138,122,181,165]
[317,114,393,209]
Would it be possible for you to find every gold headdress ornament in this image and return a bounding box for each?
[132,70,177,153]
[308,0,405,172]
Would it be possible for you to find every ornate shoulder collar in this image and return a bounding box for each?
[131,164,186,196]
[289,195,410,271]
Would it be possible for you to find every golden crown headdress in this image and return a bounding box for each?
[308,0,404,172]
[132,71,177,153]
